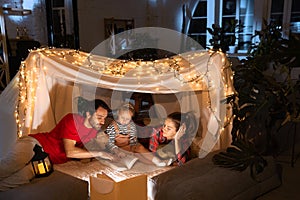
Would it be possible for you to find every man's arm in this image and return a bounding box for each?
[63,138,114,160]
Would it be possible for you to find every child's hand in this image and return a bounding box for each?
[115,134,130,147]
[113,148,126,158]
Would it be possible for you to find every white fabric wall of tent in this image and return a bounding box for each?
[0,47,234,159]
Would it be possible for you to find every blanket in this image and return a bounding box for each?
[54,159,174,183]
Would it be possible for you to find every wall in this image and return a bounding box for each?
[0,0,48,45]
[1,0,192,52]
[77,0,189,52]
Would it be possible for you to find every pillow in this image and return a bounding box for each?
[0,164,35,192]
[0,136,37,180]
[76,96,90,116]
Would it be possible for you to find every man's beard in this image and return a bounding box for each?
[89,118,101,131]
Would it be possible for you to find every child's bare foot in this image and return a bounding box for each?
[152,156,172,167]
[166,158,173,166]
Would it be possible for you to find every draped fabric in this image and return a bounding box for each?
[0,48,234,158]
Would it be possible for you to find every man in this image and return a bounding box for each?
[30,98,113,164]
[0,98,113,189]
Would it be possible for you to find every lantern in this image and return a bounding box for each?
[31,144,53,177]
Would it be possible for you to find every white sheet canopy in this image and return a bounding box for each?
[0,48,235,158]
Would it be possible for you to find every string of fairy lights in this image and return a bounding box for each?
[84,51,206,86]
[15,61,26,137]
[14,47,235,138]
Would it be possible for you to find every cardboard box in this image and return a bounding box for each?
[90,173,147,200]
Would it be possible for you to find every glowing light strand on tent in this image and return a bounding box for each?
[14,48,235,141]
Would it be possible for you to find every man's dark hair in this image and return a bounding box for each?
[77,97,111,117]
[94,99,111,113]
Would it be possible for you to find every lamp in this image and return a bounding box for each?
[31,144,53,177]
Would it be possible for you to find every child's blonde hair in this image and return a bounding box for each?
[117,102,135,116]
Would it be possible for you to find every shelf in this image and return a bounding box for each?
[191,16,207,20]
[2,7,31,16]
[189,33,206,35]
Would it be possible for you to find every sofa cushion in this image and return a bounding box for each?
[151,150,282,200]
[0,171,88,200]
[0,164,34,192]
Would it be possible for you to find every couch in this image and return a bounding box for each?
[150,150,282,200]
[0,171,88,200]
[0,150,282,200]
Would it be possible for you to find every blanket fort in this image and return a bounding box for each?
[0,48,234,158]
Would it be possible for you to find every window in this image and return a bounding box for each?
[290,0,300,34]
[270,0,284,23]
[188,0,299,53]
[188,0,207,48]
[46,0,78,48]
[270,0,300,37]
[188,0,255,52]
[222,0,254,51]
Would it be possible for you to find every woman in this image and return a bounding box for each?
[149,111,197,166]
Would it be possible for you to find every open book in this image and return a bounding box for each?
[99,154,139,171]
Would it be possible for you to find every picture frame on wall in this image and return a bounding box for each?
[104,18,134,39]
[104,18,134,55]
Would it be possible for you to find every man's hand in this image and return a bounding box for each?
[115,134,130,147]
[63,138,115,161]
[93,151,115,161]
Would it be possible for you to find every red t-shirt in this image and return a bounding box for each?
[29,113,98,164]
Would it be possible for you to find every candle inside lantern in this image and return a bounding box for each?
[31,144,53,177]
[37,162,48,174]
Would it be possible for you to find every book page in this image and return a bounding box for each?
[98,153,139,171]
[119,154,139,169]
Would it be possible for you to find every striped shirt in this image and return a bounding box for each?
[106,120,137,151]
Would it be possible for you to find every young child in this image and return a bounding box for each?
[149,111,197,166]
[106,102,171,167]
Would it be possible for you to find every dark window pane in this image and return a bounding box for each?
[189,35,207,48]
[238,33,252,50]
[189,19,207,33]
[291,15,300,23]
[52,9,65,35]
[291,0,300,32]
[291,0,300,12]
[271,0,284,13]
[270,14,283,25]
[223,0,236,15]
[52,0,64,7]
[193,1,207,17]
[222,17,236,32]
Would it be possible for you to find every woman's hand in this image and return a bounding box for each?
[175,124,186,141]
[174,124,186,155]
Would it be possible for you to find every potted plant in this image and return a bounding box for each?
[212,20,300,178]
[207,19,239,53]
